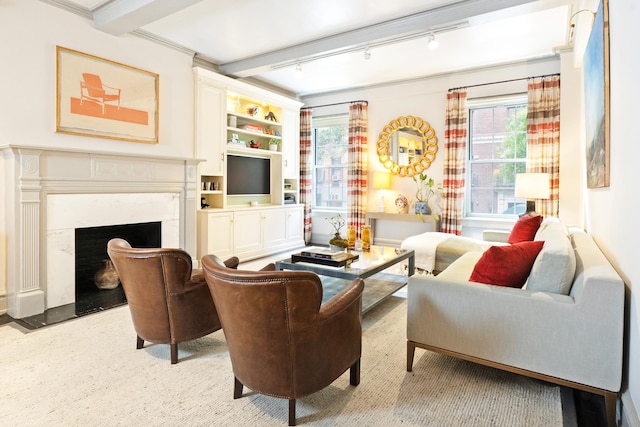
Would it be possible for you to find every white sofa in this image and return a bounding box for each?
[405,221,624,427]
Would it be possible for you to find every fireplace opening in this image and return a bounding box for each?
[74,221,162,315]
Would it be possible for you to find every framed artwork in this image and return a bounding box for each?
[583,0,610,188]
[56,46,159,144]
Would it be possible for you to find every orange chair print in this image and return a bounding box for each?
[80,73,121,114]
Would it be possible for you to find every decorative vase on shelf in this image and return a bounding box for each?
[94,259,120,290]
[415,201,430,215]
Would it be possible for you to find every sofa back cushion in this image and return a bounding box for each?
[527,217,576,295]
[469,241,544,288]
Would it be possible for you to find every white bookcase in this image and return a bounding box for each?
[193,67,304,261]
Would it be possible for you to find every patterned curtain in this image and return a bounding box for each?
[347,102,368,237]
[299,109,313,244]
[441,89,468,235]
[526,75,560,217]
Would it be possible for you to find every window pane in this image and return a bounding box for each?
[467,99,527,216]
[313,117,349,209]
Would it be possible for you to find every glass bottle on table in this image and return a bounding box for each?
[362,225,371,251]
[347,226,356,249]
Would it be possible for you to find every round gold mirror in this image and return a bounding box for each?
[376,115,438,177]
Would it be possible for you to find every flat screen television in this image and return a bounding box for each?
[226,155,271,195]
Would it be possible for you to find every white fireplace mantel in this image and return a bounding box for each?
[0,145,201,319]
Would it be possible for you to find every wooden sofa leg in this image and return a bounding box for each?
[350,358,361,386]
[233,376,243,399]
[604,391,618,427]
[289,399,296,426]
[136,335,144,349]
[170,343,178,364]
[407,341,416,372]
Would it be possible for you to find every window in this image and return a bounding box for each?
[312,115,349,209]
[467,97,527,216]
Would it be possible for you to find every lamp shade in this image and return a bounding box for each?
[515,173,550,199]
[373,171,392,190]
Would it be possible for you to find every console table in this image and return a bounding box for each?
[365,212,440,246]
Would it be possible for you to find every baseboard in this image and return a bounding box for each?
[622,391,640,427]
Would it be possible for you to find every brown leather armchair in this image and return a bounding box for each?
[201,254,364,426]
[107,238,239,364]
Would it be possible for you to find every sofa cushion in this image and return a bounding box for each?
[527,218,576,295]
[507,214,543,244]
[469,240,544,288]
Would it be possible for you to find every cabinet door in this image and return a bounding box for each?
[233,210,263,255]
[199,211,234,259]
[281,107,300,179]
[286,206,304,242]
[196,82,225,176]
[262,208,287,249]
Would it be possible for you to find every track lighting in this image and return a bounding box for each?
[427,34,438,50]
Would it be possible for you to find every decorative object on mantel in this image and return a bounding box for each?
[56,46,159,144]
[325,213,349,249]
[249,139,261,148]
[94,259,120,290]
[412,173,444,220]
[395,194,409,214]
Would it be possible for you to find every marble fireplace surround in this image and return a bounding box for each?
[1,145,200,319]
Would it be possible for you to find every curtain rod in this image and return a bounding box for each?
[301,100,368,110]
[449,73,560,91]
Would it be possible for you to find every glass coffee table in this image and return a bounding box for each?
[275,246,415,314]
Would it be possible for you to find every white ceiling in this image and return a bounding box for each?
[60,0,580,97]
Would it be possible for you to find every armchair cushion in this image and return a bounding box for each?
[469,240,544,288]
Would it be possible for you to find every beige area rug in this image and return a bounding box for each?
[0,296,562,426]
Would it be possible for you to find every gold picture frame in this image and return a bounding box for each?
[56,46,159,144]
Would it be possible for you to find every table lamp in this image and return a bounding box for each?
[515,173,550,215]
[373,171,392,212]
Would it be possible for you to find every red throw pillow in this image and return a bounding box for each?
[469,241,544,288]
[507,214,543,244]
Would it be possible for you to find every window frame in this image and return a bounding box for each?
[465,94,528,218]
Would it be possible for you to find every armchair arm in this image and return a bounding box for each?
[318,278,364,320]
[482,229,510,242]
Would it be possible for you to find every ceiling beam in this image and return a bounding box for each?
[93,0,203,36]
[219,0,542,78]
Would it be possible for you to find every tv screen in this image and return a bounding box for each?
[227,155,271,195]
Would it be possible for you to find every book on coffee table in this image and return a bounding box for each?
[300,248,345,260]
[291,251,359,267]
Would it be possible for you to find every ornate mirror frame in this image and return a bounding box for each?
[376,115,438,177]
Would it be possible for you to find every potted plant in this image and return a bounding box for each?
[412,173,445,219]
[325,213,349,249]
[268,138,280,151]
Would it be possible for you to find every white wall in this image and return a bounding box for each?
[0,0,194,157]
[585,0,640,425]
[0,0,196,313]
[301,57,568,241]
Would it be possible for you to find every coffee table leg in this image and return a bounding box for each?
[408,254,415,276]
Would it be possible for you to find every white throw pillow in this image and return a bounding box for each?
[527,220,575,295]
